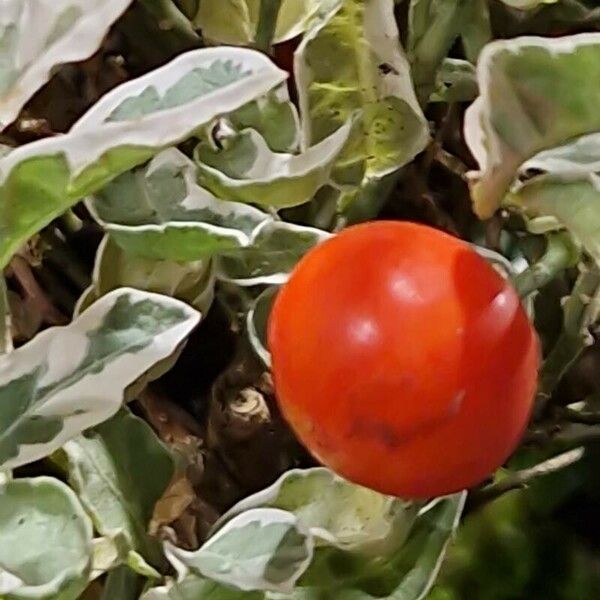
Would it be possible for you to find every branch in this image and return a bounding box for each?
[139,0,200,45]
[0,276,12,354]
[560,406,600,426]
[536,263,600,415]
[513,232,579,298]
[8,256,67,325]
[255,0,283,52]
[40,228,91,292]
[468,447,585,510]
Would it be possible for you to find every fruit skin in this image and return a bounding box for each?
[268,221,540,499]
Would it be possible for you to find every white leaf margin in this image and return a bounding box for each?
[196,121,352,205]
[0,287,200,470]
[215,220,332,287]
[0,476,94,599]
[0,47,288,183]
[164,508,314,594]
[294,0,428,170]
[0,0,133,130]
[87,147,271,249]
[464,33,600,181]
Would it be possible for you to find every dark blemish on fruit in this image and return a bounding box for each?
[348,419,401,448]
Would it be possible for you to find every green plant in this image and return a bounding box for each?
[1,1,600,599]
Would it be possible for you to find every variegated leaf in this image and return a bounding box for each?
[89,149,270,262]
[0,476,93,600]
[0,288,199,470]
[165,508,314,594]
[63,409,176,566]
[195,122,351,208]
[0,47,287,268]
[295,0,429,186]
[464,33,600,218]
[0,0,132,129]
[76,235,215,316]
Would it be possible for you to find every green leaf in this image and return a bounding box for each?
[464,33,600,218]
[194,0,320,45]
[0,0,132,129]
[214,468,416,555]
[509,173,600,263]
[0,476,93,600]
[268,495,465,600]
[89,149,270,262]
[522,132,600,175]
[0,288,199,470]
[157,469,465,598]
[195,123,351,208]
[430,59,478,104]
[165,508,314,593]
[141,576,259,600]
[77,235,215,315]
[228,90,300,153]
[0,47,287,269]
[62,409,176,566]
[296,0,429,185]
[247,286,279,366]
[372,494,466,600]
[461,0,492,63]
[500,0,559,8]
[408,0,468,104]
[100,566,140,600]
[216,220,330,286]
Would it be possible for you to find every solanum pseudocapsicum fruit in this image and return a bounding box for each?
[268,221,540,499]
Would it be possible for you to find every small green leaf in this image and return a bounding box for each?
[430,59,478,104]
[247,286,279,367]
[78,235,215,316]
[509,174,600,263]
[166,508,313,593]
[216,220,330,286]
[89,148,270,262]
[0,288,199,470]
[63,409,176,566]
[0,476,93,600]
[195,123,351,208]
[228,90,300,153]
[194,0,320,45]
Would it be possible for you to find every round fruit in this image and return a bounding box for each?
[268,221,539,499]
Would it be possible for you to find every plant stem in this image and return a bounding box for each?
[538,264,600,408]
[468,447,584,510]
[255,0,283,52]
[560,407,600,425]
[101,566,140,600]
[58,210,83,235]
[0,275,12,354]
[40,229,91,292]
[9,256,67,325]
[139,0,200,45]
[513,232,579,298]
